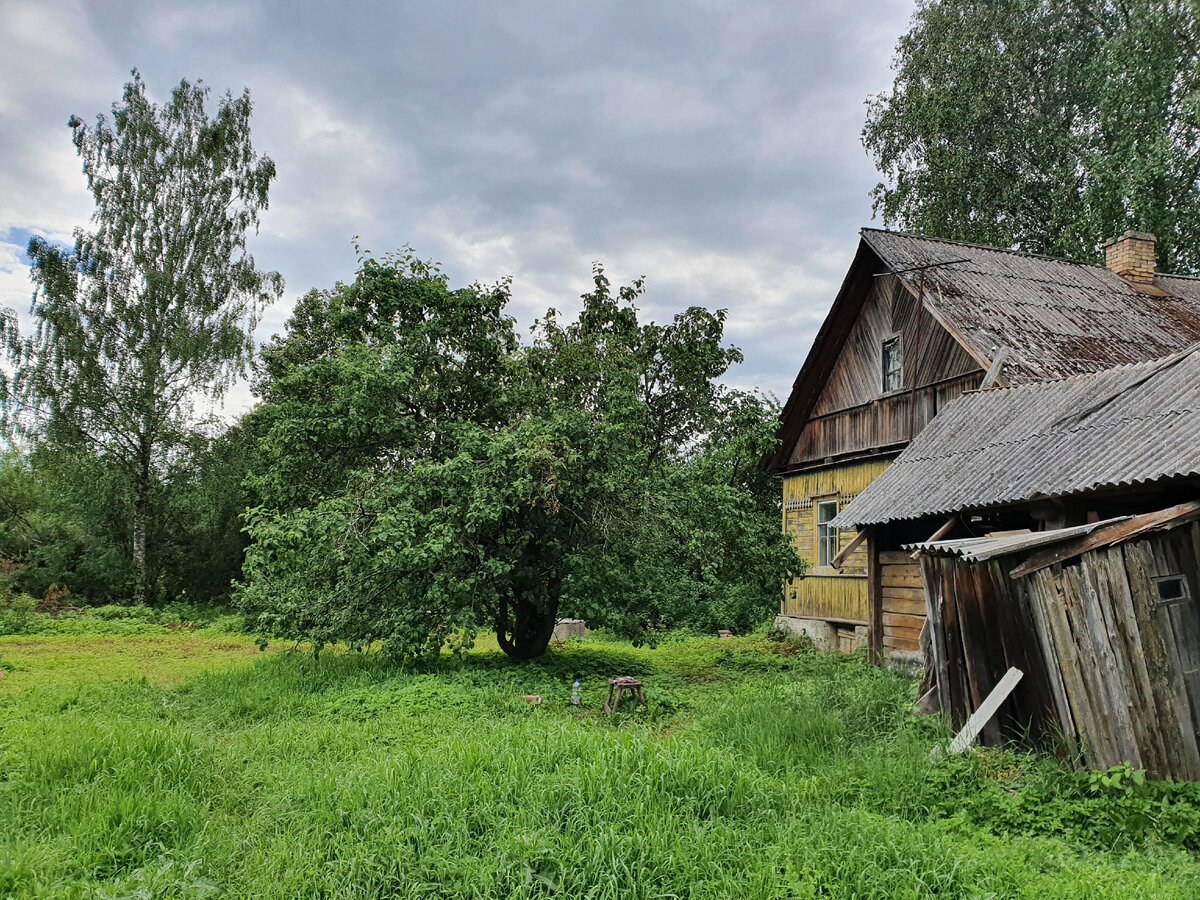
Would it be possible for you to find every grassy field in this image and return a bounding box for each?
[2,624,1200,898]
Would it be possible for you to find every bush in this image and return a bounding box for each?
[0,593,37,635]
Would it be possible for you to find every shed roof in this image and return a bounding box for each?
[905,521,1114,563]
[904,502,1200,575]
[833,345,1200,527]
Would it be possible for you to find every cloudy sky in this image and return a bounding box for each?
[0,0,914,414]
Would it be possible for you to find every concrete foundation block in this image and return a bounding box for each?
[553,618,586,640]
[774,615,838,652]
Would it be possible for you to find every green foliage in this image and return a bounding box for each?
[155,420,261,603]
[863,0,1200,272]
[917,754,1200,854]
[2,632,1199,897]
[240,250,801,661]
[0,592,36,634]
[0,600,242,637]
[0,433,255,606]
[3,70,282,597]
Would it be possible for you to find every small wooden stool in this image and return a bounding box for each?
[604,676,646,715]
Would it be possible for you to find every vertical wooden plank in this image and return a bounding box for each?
[1035,568,1104,766]
[960,561,1003,745]
[938,557,968,727]
[1016,569,1079,757]
[946,558,977,731]
[1150,533,1200,778]
[868,530,883,665]
[989,560,1053,745]
[1126,538,1200,779]
[1093,545,1174,774]
[1155,534,1200,729]
[1075,554,1143,769]
[921,554,953,721]
[1062,563,1134,768]
[953,560,982,724]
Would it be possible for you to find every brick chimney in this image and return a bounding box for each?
[1104,230,1157,283]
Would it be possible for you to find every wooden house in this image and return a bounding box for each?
[834,346,1200,776]
[766,229,1200,666]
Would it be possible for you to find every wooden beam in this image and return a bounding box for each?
[905,287,995,374]
[947,667,1024,754]
[910,516,959,558]
[868,530,883,665]
[831,529,868,570]
[1010,500,1200,579]
[978,347,1010,390]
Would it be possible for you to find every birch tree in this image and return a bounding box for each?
[5,71,282,600]
[863,0,1200,273]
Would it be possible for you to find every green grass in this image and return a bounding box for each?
[1,628,1199,898]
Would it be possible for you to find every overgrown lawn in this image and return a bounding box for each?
[2,628,1199,898]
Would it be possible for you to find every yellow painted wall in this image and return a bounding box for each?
[780,458,891,624]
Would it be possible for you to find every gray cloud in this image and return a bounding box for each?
[0,0,914,412]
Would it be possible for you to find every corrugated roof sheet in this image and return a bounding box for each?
[903,520,1117,562]
[861,230,1200,384]
[833,345,1200,527]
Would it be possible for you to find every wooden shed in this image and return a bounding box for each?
[914,503,1200,779]
[834,344,1200,775]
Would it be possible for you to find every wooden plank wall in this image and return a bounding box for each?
[786,272,983,467]
[919,554,1060,744]
[782,575,869,625]
[920,523,1200,779]
[1016,526,1200,780]
[880,550,924,656]
[790,372,982,465]
[810,276,980,417]
[781,459,890,624]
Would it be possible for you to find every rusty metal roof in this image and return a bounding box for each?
[861,230,1200,384]
[833,345,1200,527]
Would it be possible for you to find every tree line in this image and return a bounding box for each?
[3,0,1198,659]
[0,73,798,660]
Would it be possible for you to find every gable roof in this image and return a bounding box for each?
[861,230,1200,384]
[766,229,1200,472]
[832,344,1200,528]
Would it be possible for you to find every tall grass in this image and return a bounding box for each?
[1,631,1198,898]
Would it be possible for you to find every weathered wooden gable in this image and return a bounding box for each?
[788,275,981,467]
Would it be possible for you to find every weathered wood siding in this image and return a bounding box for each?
[781,459,889,623]
[920,554,1061,748]
[1019,526,1200,779]
[789,276,982,467]
[880,550,925,655]
[921,523,1200,779]
[791,373,982,465]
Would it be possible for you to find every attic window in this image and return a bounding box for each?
[882,337,902,392]
[1156,575,1190,606]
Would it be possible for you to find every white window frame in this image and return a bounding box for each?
[882,336,902,393]
[817,500,839,568]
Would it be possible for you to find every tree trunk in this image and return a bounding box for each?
[132,454,150,604]
[495,594,558,661]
